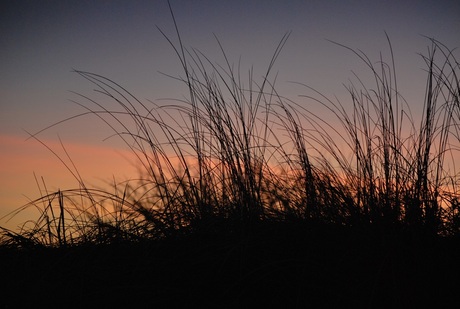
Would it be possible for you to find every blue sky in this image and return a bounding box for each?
[2,0,459,140]
[1,0,459,229]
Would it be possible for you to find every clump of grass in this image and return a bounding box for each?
[278,35,460,237]
[1,5,459,248]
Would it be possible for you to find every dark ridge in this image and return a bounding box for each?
[1,223,459,308]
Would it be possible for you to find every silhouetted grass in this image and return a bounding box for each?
[1,2,459,307]
[1,5,459,247]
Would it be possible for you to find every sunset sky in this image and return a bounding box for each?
[1,0,459,231]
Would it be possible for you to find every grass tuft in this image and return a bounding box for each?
[1,10,459,248]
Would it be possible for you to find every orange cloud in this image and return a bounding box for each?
[0,134,141,231]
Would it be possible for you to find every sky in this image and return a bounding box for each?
[1,0,459,231]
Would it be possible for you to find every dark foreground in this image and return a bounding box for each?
[1,222,459,308]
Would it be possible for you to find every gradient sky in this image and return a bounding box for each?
[1,0,459,231]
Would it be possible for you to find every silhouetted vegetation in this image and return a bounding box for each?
[1,3,459,308]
